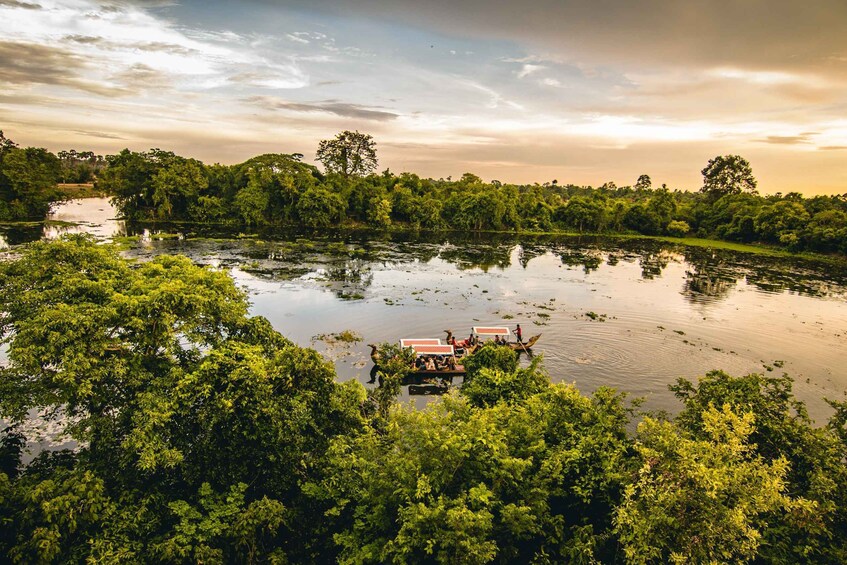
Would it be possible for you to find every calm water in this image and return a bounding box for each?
[2,198,846,420]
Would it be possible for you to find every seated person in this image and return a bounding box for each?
[425,356,436,371]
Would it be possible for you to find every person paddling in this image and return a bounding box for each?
[514,324,523,344]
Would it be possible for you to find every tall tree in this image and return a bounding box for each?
[635,174,652,190]
[316,131,378,179]
[0,131,17,156]
[700,155,758,199]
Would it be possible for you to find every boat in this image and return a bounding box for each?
[445,327,541,352]
[368,341,466,378]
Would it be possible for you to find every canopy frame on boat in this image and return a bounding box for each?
[472,326,511,338]
[406,344,455,356]
[400,338,442,348]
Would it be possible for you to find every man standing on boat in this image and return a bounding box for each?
[514,324,522,344]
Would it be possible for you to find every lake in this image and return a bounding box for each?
[2,198,846,420]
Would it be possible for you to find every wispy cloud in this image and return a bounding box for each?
[755,134,816,145]
[246,96,399,121]
[0,41,131,96]
[0,0,41,9]
[517,64,545,79]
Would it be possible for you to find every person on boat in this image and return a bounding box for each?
[449,336,457,347]
[446,355,457,370]
[425,356,436,371]
[414,356,426,370]
[514,324,523,343]
[494,335,502,345]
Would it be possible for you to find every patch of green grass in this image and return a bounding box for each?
[150,232,182,240]
[314,330,363,344]
[55,183,108,199]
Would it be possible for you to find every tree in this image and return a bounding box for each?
[0,236,367,562]
[635,174,652,190]
[316,130,378,179]
[0,146,61,220]
[700,155,758,199]
[151,158,208,219]
[98,149,177,220]
[665,220,690,237]
[296,187,345,227]
[614,405,805,564]
[0,130,17,156]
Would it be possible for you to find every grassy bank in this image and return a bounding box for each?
[55,183,107,199]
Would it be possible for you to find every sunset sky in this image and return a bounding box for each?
[2,0,847,194]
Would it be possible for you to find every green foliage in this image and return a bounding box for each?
[156,482,286,563]
[97,148,177,220]
[461,344,518,380]
[311,382,635,563]
[615,405,803,563]
[4,221,847,562]
[366,196,392,228]
[461,357,548,408]
[701,154,758,199]
[152,158,208,219]
[0,145,60,220]
[670,371,847,562]
[0,236,368,562]
[296,187,345,227]
[316,130,378,179]
[57,149,105,184]
[85,142,846,254]
[665,219,690,237]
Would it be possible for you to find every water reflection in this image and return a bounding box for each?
[684,266,737,303]
[559,249,603,273]
[3,198,843,305]
[2,197,847,419]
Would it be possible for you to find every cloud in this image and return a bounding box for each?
[110,63,171,90]
[818,146,847,151]
[0,41,130,96]
[756,134,816,145]
[73,129,127,139]
[0,0,41,8]
[246,96,399,121]
[287,0,847,76]
[63,34,197,55]
[63,34,103,44]
[286,33,310,44]
[517,64,544,78]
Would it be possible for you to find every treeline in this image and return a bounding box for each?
[0,131,105,220]
[1,236,847,562]
[3,128,847,254]
[97,136,847,254]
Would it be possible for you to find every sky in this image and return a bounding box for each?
[2,0,847,195]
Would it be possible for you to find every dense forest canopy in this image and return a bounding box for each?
[1,236,847,562]
[1,130,846,254]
